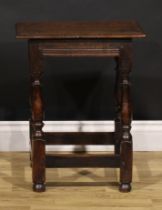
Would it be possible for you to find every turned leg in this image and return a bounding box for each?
[29,41,46,192]
[114,58,122,155]
[29,119,33,166]
[119,45,133,192]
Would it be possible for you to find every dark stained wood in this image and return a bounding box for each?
[16,20,145,192]
[46,154,120,168]
[16,21,146,39]
[119,46,133,192]
[28,41,46,192]
[41,48,119,57]
[114,57,122,155]
[39,40,121,57]
[44,132,115,145]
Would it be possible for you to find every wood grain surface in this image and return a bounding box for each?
[0,152,162,209]
[16,21,146,39]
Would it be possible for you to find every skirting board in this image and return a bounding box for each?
[0,121,162,151]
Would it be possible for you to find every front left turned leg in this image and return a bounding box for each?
[29,41,46,192]
[119,45,133,192]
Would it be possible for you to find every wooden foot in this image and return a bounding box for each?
[119,183,131,192]
[33,183,46,192]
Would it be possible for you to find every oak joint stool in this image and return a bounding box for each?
[16,21,145,192]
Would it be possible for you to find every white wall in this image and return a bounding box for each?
[0,121,162,151]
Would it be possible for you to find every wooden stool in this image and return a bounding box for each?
[16,21,145,192]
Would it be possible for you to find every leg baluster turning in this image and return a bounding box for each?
[118,46,133,192]
[29,41,46,192]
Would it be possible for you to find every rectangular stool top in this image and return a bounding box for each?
[16,21,145,40]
